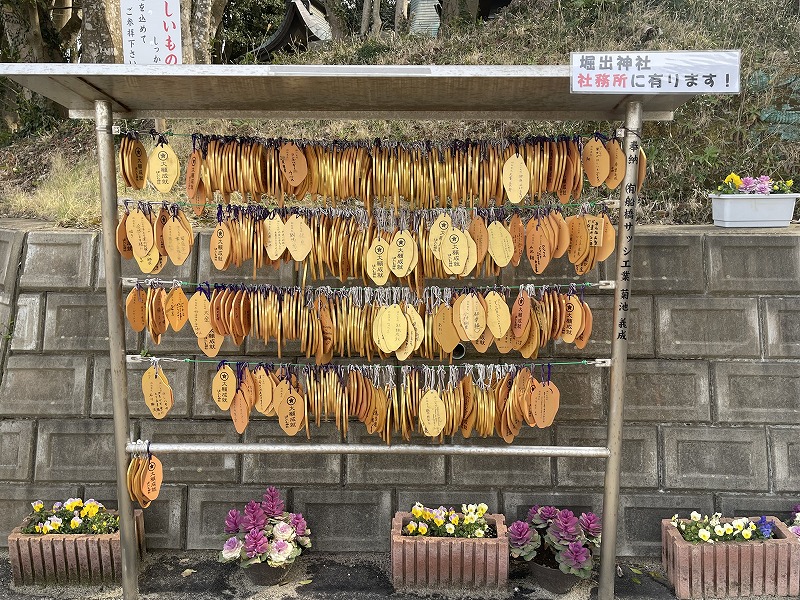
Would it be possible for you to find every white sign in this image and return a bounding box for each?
[570,50,740,94]
[121,0,182,65]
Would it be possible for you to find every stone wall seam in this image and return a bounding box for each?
[0,230,29,384]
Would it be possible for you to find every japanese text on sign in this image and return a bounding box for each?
[570,50,740,94]
[121,0,182,65]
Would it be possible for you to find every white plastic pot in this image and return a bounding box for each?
[709,193,798,228]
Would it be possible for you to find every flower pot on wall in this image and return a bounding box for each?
[390,512,508,589]
[244,562,292,586]
[709,194,798,227]
[661,517,800,599]
[8,510,145,586]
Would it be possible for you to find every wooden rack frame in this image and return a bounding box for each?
[0,63,699,600]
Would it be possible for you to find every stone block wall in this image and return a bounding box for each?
[0,221,798,557]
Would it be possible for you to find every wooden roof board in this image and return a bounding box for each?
[0,63,697,121]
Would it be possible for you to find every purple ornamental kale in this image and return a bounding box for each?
[548,509,581,544]
[241,501,267,531]
[530,506,559,527]
[560,541,591,570]
[290,513,307,536]
[508,520,533,547]
[224,509,242,534]
[792,504,800,517]
[243,528,269,558]
[525,505,541,523]
[262,486,285,517]
[579,512,602,538]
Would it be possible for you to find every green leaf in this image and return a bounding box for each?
[298,579,313,585]
[629,567,643,575]
[631,577,641,584]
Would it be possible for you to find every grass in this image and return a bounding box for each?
[0,0,798,225]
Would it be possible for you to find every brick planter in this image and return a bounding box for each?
[662,516,800,599]
[390,512,508,589]
[8,510,146,586]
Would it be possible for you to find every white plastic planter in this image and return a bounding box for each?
[710,193,799,228]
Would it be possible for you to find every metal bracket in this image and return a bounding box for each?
[598,280,616,290]
[121,277,140,287]
[112,125,121,135]
[591,358,612,368]
[602,199,620,209]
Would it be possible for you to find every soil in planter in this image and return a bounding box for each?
[400,523,498,539]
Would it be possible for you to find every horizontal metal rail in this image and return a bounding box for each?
[126,441,610,458]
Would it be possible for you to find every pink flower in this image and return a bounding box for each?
[224,509,242,534]
[560,541,591,569]
[509,521,532,547]
[790,525,800,537]
[243,528,269,558]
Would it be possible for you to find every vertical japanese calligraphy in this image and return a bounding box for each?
[121,0,183,65]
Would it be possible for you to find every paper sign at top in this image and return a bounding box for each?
[121,0,183,65]
[570,50,740,94]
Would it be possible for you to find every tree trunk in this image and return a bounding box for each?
[1,3,47,62]
[360,0,372,35]
[179,0,194,62]
[440,0,461,31]
[394,0,408,32]
[322,0,347,39]
[80,0,122,63]
[191,0,214,63]
[371,0,381,35]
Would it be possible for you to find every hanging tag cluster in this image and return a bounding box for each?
[127,445,163,509]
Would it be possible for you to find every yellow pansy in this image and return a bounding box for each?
[724,172,742,188]
[405,522,417,534]
[477,503,488,517]
[41,523,52,534]
[31,501,44,512]
[411,503,423,518]
[417,523,428,535]
[724,524,734,535]
[449,514,459,525]
[742,529,752,540]
[434,517,445,527]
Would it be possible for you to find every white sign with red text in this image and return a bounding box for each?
[570,50,740,94]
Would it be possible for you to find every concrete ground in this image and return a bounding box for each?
[0,550,789,600]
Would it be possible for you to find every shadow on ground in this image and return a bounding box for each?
[0,550,682,600]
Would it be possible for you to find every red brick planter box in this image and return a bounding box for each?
[662,516,800,599]
[8,510,145,586]
[390,511,508,589]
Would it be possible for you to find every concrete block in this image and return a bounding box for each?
[10,293,43,351]
[0,420,35,480]
[628,228,705,293]
[449,427,552,487]
[139,421,239,483]
[242,421,340,485]
[501,491,603,524]
[714,361,800,424]
[96,235,197,289]
[554,294,654,358]
[0,355,88,416]
[197,231,296,285]
[0,484,80,546]
[500,243,601,288]
[43,293,137,352]
[656,297,760,358]
[556,425,657,488]
[35,420,115,482]
[292,489,393,552]
[624,360,710,422]
[84,484,185,549]
[617,493,715,557]
[346,429,443,486]
[706,232,800,293]
[186,486,267,549]
[0,229,25,298]
[764,297,800,358]
[717,493,797,521]
[396,491,499,515]
[663,426,768,491]
[91,356,191,417]
[20,231,95,290]
[769,428,800,492]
